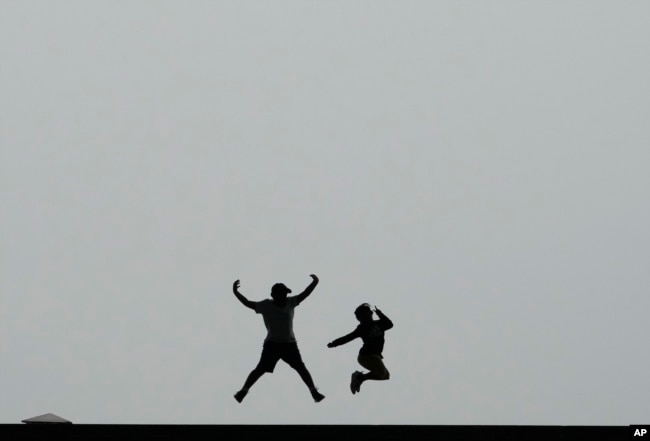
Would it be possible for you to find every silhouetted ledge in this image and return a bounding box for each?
[0,424,629,440]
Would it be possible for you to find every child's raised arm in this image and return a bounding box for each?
[374,306,393,330]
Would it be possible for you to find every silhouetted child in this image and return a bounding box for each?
[327,303,393,394]
[232,275,325,403]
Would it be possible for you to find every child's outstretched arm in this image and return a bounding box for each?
[327,329,360,348]
[374,306,393,330]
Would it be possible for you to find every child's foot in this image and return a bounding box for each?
[234,389,248,403]
[354,371,364,393]
[311,388,325,403]
[350,371,362,394]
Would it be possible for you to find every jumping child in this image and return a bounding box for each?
[327,303,393,394]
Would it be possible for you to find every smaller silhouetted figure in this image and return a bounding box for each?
[327,303,393,394]
[232,275,325,403]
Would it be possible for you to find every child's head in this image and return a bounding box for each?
[271,283,291,301]
[354,303,373,323]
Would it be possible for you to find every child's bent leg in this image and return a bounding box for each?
[358,354,390,383]
[361,369,389,381]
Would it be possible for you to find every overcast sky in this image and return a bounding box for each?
[1,0,649,426]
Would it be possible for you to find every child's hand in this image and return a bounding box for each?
[327,342,335,348]
[373,306,382,314]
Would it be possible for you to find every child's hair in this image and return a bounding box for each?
[354,303,372,319]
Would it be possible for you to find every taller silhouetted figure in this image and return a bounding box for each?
[232,274,325,403]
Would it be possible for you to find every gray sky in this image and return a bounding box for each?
[1,0,649,425]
